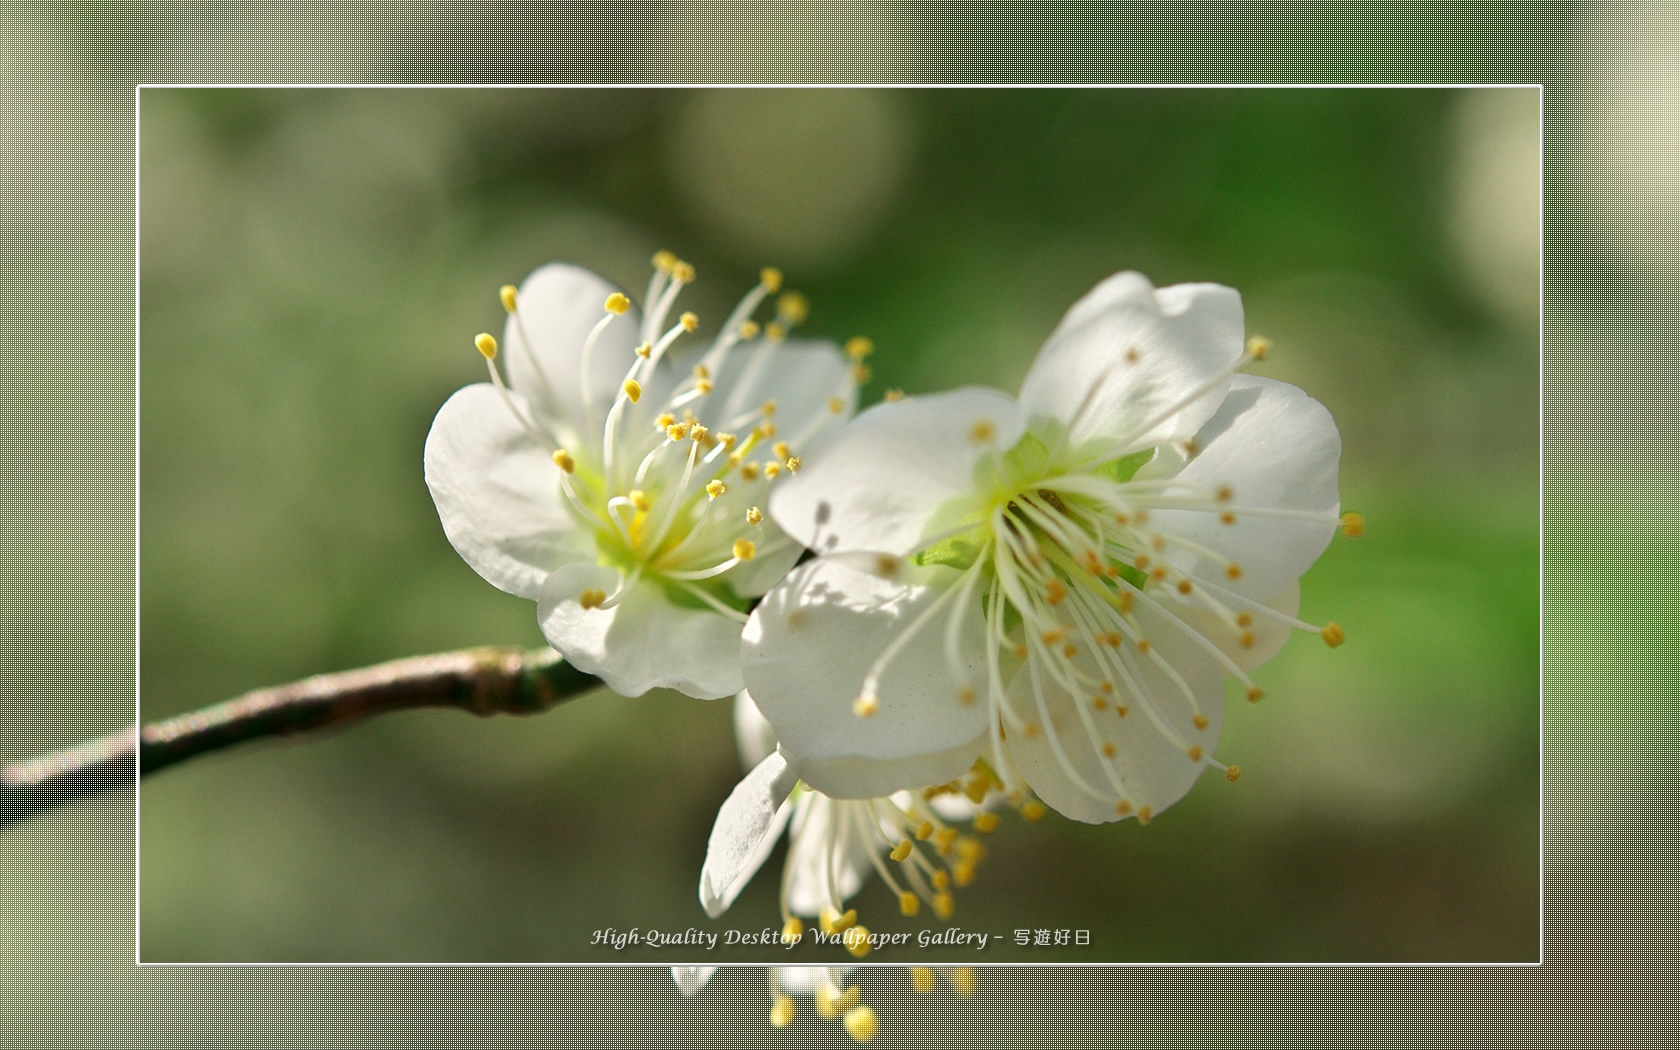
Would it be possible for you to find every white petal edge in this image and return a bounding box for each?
[423,383,590,599]
[537,563,744,699]
[699,752,798,919]
[768,388,1027,557]
[1019,272,1245,457]
[733,689,779,771]
[741,557,991,773]
[1151,374,1341,601]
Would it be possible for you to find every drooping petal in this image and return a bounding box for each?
[698,752,799,918]
[1151,375,1341,601]
[768,389,1027,557]
[1005,604,1226,825]
[423,383,590,599]
[734,690,780,771]
[671,966,719,997]
[503,263,642,436]
[741,558,990,798]
[1019,272,1245,456]
[783,797,876,918]
[536,563,744,699]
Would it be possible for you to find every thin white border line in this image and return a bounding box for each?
[131,79,1538,967]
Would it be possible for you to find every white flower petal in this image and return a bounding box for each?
[536,563,744,699]
[708,338,855,444]
[699,752,799,919]
[671,966,719,997]
[1019,272,1244,455]
[768,389,1027,556]
[503,263,642,435]
[423,383,589,599]
[1169,581,1302,674]
[1152,375,1341,600]
[1006,605,1225,824]
[782,732,989,801]
[741,558,991,794]
[783,797,875,917]
[733,690,779,770]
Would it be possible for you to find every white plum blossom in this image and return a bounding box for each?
[696,693,1013,954]
[742,271,1356,824]
[424,254,855,699]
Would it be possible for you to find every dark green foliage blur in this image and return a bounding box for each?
[139,88,1538,963]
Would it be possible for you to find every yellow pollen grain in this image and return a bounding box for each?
[833,908,858,933]
[958,684,977,704]
[665,423,687,441]
[884,388,905,402]
[474,333,497,359]
[1226,564,1243,579]
[843,1005,879,1044]
[851,362,872,384]
[499,285,517,312]
[718,432,738,450]
[1134,554,1150,570]
[654,413,675,429]
[755,420,778,438]
[1150,567,1168,582]
[1177,579,1193,595]
[845,335,874,360]
[1188,746,1203,761]
[776,291,808,325]
[972,812,1000,833]
[739,461,760,482]
[678,311,698,332]
[1221,512,1237,525]
[1124,346,1140,364]
[651,249,677,271]
[1246,335,1271,360]
[875,554,903,577]
[733,538,757,562]
[1151,534,1166,551]
[604,292,630,315]
[952,860,976,887]
[1092,696,1108,711]
[1246,687,1265,703]
[671,261,696,283]
[1063,643,1078,658]
[769,995,795,1028]
[746,506,763,525]
[1118,592,1134,612]
[1115,705,1129,718]
[1322,622,1346,648]
[1115,800,1132,816]
[933,892,956,920]
[772,440,791,460]
[917,822,935,842]
[578,588,607,610]
[1114,511,1130,525]
[1194,714,1209,730]
[1012,643,1028,659]
[761,400,779,418]
[828,395,846,413]
[1021,800,1047,821]
[1183,438,1200,456]
[1226,765,1243,781]
[763,461,783,479]
[843,925,872,959]
[950,968,977,998]
[899,891,921,917]
[1101,680,1115,693]
[629,489,651,512]
[622,379,642,403]
[1341,512,1366,537]
[852,694,878,718]
[689,424,709,443]
[786,456,801,472]
[1137,806,1153,825]
[551,449,575,474]
[766,321,787,342]
[782,917,803,944]
[910,967,936,994]
[736,320,760,341]
[706,480,727,499]
[1045,580,1067,605]
[1239,631,1255,649]
[1023,723,1040,738]
[1102,742,1116,757]
[1236,612,1253,627]
[969,419,996,444]
[759,267,783,293]
[890,839,912,862]
[1136,639,1151,654]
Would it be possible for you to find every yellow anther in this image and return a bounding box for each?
[499,285,517,313]
[1124,346,1141,364]
[952,860,976,887]
[1093,696,1108,711]
[850,362,872,384]
[1236,612,1253,627]
[1100,679,1115,693]
[758,267,783,293]
[1137,806,1153,825]
[1221,512,1238,525]
[1136,639,1151,654]
[1134,553,1150,569]
[738,320,761,340]
[842,1004,879,1043]
[551,449,576,474]
[930,868,949,889]
[843,925,872,959]
[1114,511,1130,525]
[933,891,956,920]
[671,260,695,283]
[786,456,802,472]
[933,826,959,854]
[1183,438,1200,456]
[814,984,841,1018]
[665,423,688,441]
[651,249,677,271]
[831,908,858,933]
[654,413,675,429]
[1118,591,1134,612]
[769,994,795,1028]
[972,812,1000,833]
[474,333,498,359]
[771,440,791,460]
[1188,746,1204,761]
[845,336,874,360]
[755,420,779,438]
[689,424,709,443]
[718,432,738,450]
[917,821,935,842]
[1115,705,1129,718]
[969,419,996,444]
[1151,534,1166,551]
[1341,512,1366,537]
[1115,800,1132,816]
[604,292,630,315]
[739,461,760,481]
[828,395,846,413]
[746,506,764,525]
[1063,643,1078,659]
[629,489,651,512]
[1322,622,1346,648]
[1021,799,1048,822]
[909,967,936,994]
[694,378,713,394]
[949,968,977,998]
[706,480,727,500]
[1246,686,1265,702]
[776,291,808,324]
[578,588,607,610]
[964,777,988,805]
[1246,335,1271,360]
[1177,579,1193,595]
[764,461,783,479]
[1012,643,1028,659]
[622,379,642,403]
[1101,742,1117,758]
[899,891,920,917]
[1226,765,1243,781]
[782,916,803,944]
[852,693,878,718]
[733,538,757,562]
[1044,579,1067,605]
[884,388,905,402]
[766,321,787,341]
[1104,632,1123,648]
[1239,631,1255,649]
[1193,714,1209,730]
[676,311,698,333]
[1041,628,1065,645]
[957,684,977,704]
[1226,564,1244,581]
[758,402,778,421]
[873,554,903,578]
[890,839,912,863]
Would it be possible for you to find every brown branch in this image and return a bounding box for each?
[0,647,600,830]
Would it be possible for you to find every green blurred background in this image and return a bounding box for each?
[138,87,1539,963]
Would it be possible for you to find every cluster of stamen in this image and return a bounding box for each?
[850,337,1360,820]
[475,253,864,620]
